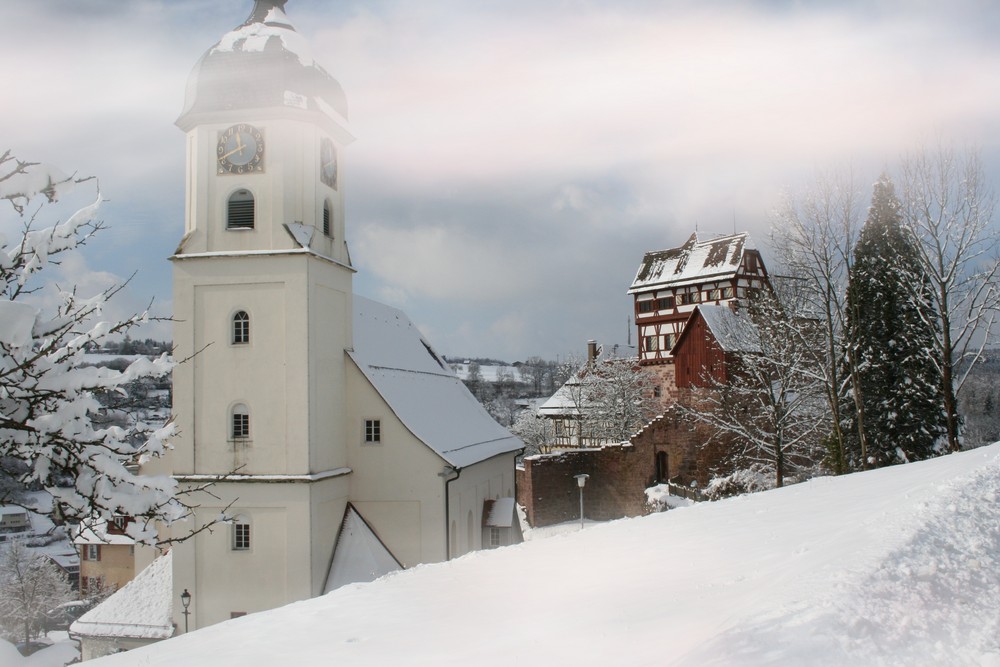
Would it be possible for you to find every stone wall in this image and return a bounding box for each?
[516,408,724,528]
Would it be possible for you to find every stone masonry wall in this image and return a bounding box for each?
[516,408,719,528]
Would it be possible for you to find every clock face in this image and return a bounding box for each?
[217,124,265,174]
[320,137,338,190]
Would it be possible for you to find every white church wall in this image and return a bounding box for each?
[345,361,449,566]
[448,454,517,559]
[307,274,353,473]
[171,476,349,631]
[173,254,352,476]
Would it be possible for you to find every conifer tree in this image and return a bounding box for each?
[843,175,946,466]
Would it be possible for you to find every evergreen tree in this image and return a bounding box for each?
[843,175,946,467]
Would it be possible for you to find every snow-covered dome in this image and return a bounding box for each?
[177,0,348,129]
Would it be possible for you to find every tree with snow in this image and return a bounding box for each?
[844,174,947,467]
[580,356,660,444]
[0,539,72,645]
[0,151,204,545]
[899,146,1000,452]
[770,168,866,474]
[680,290,829,488]
[510,409,547,457]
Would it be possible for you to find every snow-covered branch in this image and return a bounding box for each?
[0,153,204,545]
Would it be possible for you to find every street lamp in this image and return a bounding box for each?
[180,589,192,633]
[574,474,589,530]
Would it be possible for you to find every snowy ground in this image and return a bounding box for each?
[52,444,1000,665]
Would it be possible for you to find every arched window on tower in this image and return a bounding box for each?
[232,311,250,345]
[322,200,332,237]
[227,189,255,229]
[231,403,250,441]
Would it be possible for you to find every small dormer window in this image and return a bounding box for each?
[227,190,255,229]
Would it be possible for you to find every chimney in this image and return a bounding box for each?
[587,340,598,364]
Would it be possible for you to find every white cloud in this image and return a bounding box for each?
[7,0,1000,360]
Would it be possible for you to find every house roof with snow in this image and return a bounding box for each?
[673,304,762,355]
[482,498,517,528]
[350,296,523,469]
[74,518,136,546]
[628,232,757,294]
[538,355,638,418]
[71,551,174,641]
[324,504,402,593]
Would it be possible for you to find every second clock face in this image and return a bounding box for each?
[218,124,265,174]
[320,137,338,189]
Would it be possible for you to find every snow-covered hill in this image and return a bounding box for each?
[94,444,1000,666]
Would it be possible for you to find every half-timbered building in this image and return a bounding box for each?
[627,232,770,401]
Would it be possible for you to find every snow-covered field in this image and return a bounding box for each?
[33,443,1000,665]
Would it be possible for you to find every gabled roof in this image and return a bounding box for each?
[537,369,585,417]
[629,232,756,293]
[538,356,638,418]
[483,498,517,528]
[672,304,762,355]
[350,297,523,469]
[71,551,174,641]
[74,518,135,546]
[324,504,402,593]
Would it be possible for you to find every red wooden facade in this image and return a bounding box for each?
[673,309,730,389]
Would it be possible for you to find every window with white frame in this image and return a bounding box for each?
[232,520,251,550]
[85,544,100,561]
[364,419,381,444]
[232,404,250,440]
[232,311,250,344]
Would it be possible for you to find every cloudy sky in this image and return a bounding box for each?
[4,0,1000,361]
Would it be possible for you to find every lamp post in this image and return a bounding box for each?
[180,588,192,634]
[574,474,589,530]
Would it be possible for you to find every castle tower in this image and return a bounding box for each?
[168,0,354,629]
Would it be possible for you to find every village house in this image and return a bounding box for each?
[520,233,774,528]
[74,517,140,597]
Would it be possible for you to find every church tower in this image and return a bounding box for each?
[168,0,354,629]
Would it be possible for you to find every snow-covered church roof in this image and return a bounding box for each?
[629,232,757,293]
[177,0,348,129]
[71,551,174,641]
[350,297,523,469]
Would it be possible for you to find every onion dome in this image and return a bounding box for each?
[177,0,347,129]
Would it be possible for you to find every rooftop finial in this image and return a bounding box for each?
[243,0,289,27]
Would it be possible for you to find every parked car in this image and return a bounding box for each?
[39,600,92,632]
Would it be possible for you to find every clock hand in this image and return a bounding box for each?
[220,145,247,160]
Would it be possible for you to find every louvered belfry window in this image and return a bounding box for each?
[227,189,255,229]
[323,201,331,236]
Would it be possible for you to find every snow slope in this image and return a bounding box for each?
[92,444,1000,666]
